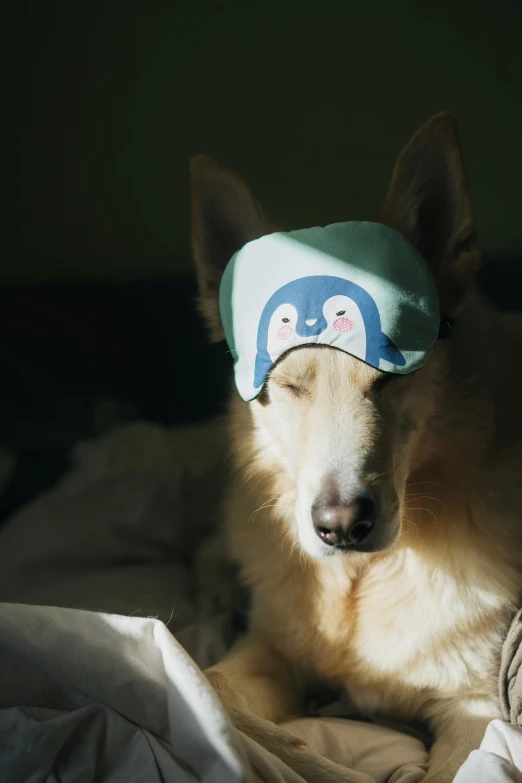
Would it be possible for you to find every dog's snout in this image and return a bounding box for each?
[312,496,375,550]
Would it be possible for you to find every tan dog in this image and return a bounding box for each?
[190,113,522,782]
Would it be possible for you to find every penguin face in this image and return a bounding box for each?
[253,275,406,395]
[266,295,367,367]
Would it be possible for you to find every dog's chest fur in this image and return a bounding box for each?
[237,493,520,721]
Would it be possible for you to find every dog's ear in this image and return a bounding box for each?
[190,156,274,341]
[380,112,480,316]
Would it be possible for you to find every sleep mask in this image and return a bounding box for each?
[219,221,441,402]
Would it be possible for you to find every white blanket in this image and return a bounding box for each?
[0,421,518,781]
[0,603,432,783]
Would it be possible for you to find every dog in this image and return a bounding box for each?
[189,113,522,782]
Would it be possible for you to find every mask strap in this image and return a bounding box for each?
[437,318,454,340]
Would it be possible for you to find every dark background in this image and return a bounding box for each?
[2,0,522,519]
[6,0,522,281]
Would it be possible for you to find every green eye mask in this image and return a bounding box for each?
[219,221,441,402]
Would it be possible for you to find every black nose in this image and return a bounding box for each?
[312,496,375,549]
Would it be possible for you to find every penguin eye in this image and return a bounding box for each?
[282,317,290,323]
[336,310,346,317]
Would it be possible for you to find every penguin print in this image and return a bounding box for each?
[254,276,405,389]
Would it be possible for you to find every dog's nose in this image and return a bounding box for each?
[312,496,375,549]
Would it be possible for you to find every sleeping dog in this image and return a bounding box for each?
[190,113,522,782]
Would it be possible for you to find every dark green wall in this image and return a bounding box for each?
[7,1,522,281]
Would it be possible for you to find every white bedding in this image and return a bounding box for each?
[0,421,519,781]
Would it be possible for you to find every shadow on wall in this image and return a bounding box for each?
[6,0,522,282]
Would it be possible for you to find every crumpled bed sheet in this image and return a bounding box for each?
[0,603,430,783]
[0,421,519,782]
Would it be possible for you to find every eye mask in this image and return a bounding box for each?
[219,221,441,402]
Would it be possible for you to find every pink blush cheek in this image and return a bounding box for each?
[277,325,293,340]
[333,317,353,333]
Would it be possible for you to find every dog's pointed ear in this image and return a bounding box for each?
[190,156,274,341]
[380,112,480,316]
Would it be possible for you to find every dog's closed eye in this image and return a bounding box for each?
[279,381,307,397]
[271,375,309,398]
[283,385,300,397]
